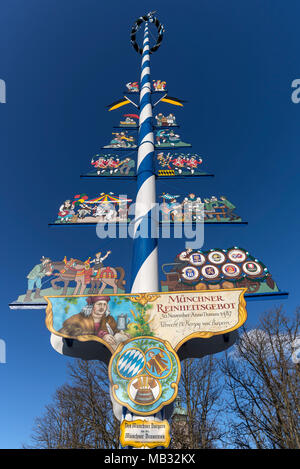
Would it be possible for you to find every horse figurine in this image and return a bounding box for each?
[88,266,126,294]
[49,258,125,296]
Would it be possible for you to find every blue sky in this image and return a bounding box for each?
[0,0,299,448]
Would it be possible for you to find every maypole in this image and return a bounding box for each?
[11,9,288,452]
[131,14,163,293]
[120,13,164,438]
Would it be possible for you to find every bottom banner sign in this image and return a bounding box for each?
[120,419,170,449]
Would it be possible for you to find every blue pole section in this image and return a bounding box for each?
[130,21,158,294]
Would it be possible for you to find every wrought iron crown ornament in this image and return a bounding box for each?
[130,12,165,55]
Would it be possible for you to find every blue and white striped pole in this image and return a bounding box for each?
[118,15,167,447]
[131,21,158,294]
[119,20,163,447]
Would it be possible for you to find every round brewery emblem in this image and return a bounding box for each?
[181,266,200,282]
[201,265,220,280]
[178,249,193,262]
[221,263,241,278]
[242,261,263,277]
[117,348,145,379]
[145,348,173,379]
[128,374,162,406]
[227,249,247,263]
[207,251,226,265]
[189,252,206,266]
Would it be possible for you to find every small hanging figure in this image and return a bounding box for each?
[171,154,185,174]
[106,156,121,174]
[104,131,136,148]
[90,251,111,273]
[126,82,139,92]
[24,257,52,302]
[185,155,203,174]
[167,130,181,146]
[91,156,108,174]
[57,200,75,223]
[166,113,176,125]
[152,79,166,91]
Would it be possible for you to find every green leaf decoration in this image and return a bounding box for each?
[64,297,79,305]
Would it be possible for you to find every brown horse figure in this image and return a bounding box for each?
[49,259,125,296]
[49,259,90,295]
[88,267,126,294]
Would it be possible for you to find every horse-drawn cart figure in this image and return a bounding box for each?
[10,251,126,308]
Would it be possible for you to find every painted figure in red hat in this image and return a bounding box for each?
[59,296,129,350]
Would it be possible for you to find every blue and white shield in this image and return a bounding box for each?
[117,348,145,379]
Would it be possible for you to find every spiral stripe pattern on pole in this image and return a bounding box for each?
[131,22,158,294]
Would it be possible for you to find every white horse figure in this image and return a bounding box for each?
[95,203,117,221]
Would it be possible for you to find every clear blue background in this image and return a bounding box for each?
[0,0,299,448]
